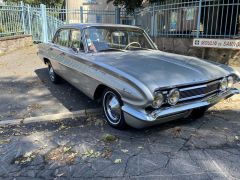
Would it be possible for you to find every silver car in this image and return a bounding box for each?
[38,23,240,129]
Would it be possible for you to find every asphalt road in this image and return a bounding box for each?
[0,45,98,121]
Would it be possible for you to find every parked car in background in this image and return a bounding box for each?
[38,23,240,129]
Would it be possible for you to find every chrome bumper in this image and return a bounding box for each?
[122,88,240,128]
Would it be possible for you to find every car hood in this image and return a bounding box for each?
[92,50,233,92]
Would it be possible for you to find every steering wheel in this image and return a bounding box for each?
[125,42,141,50]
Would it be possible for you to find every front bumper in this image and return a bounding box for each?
[122,88,240,128]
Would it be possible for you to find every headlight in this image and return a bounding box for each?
[220,77,228,91]
[227,76,234,88]
[152,91,164,108]
[167,89,180,105]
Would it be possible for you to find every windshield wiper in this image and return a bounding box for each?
[127,47,151,51]
[98,48,124,52]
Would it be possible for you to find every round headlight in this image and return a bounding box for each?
[227,76,234,88]
[152,92,164,108]
[168,89,180,105]
[220,77,228,91]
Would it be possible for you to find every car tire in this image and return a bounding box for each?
[47,62,61,84]
[102,88,127,130]
[189,107,209,119]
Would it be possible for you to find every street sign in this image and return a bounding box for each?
[193,38,240,50]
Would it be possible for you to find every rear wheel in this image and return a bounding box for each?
[102,89,127,129]
[47,62,61,84]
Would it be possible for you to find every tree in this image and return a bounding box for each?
[107,0,160,12]
[4,0,63,7]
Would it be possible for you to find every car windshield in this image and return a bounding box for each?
[84,26,155,52]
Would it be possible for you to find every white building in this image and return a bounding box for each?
[65,0,115,23]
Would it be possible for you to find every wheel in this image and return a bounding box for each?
[189,107,209,119]
[102,88,127,129]
[47,62,61,84]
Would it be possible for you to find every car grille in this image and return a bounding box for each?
[179,79,221,102]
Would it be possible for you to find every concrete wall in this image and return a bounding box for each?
[154,37,240,66]
[0,35,32,55]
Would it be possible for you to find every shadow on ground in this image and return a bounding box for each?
[35,68,98,111]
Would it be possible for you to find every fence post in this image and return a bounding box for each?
[151,4,155,37]
[80,6,83,23]
[27,4,32,35]
[40,4,48,43]
[115,7,120,24]
[20,1,26,34]
[196,0,202,38]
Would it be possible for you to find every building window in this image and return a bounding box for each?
[83,0,97,5]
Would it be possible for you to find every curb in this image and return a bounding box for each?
[0,108,102,126]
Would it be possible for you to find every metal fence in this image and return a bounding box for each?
[135,0,240,39]
[0,1,133,42]
[1,0,239,41]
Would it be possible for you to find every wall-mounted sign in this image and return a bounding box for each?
[193,38,240,49]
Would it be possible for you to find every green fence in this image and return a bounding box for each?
[0,1,133,42]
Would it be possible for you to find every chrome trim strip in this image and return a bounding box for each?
[179,89,219,102]
[155,77,222,92]
[179,79,220,92]
[180,84,207,91]
[122,88,240,122]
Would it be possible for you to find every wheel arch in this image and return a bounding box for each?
[43,57,50,65]
[93,84,122,102]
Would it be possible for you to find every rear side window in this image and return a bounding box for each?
[69,29,84,51]
[54,29,69,47]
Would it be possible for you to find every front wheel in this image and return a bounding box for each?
[102,89,127,129]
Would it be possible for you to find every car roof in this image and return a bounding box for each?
[60,23,142,30]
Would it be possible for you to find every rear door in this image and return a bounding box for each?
[50,28,70,76]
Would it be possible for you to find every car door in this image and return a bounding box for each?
[59,28,97,97]
[50,28,70,77]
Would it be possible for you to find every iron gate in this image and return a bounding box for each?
[0,1,133,42]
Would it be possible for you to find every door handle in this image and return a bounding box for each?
[60,52,65,56]
[49,47,53,51]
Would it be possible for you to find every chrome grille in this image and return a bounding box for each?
[179,80,221,102]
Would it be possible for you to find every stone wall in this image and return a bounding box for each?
[0,35,33,55]
[153,37,240,66]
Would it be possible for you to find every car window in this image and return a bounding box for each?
[54,29,69,47]
[84,27,155,52]
[69,29,84,52]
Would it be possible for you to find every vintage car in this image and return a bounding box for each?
[38,23,240,129]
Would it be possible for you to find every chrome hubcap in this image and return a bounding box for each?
[104,92,121,124]
[49,67,55,81]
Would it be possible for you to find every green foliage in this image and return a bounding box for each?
[4,0,64,7]
[107,0,163,12]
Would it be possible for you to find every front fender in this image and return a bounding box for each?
[90,63,154,108]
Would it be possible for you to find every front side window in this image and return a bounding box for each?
[84,26,155,52]
[54,29,69,47]
[69,29,84,51]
